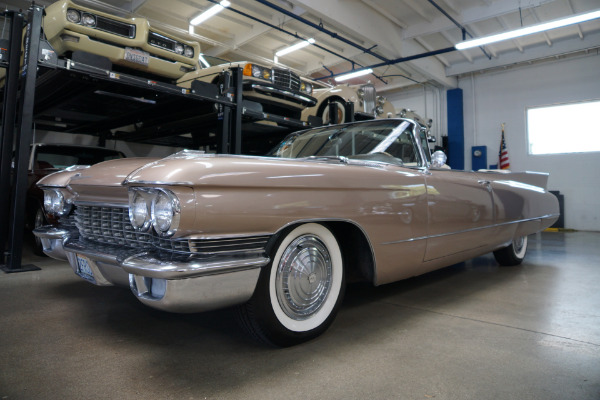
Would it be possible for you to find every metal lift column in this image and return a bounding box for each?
[2,5,44,272]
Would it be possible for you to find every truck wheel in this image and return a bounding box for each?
[238,223,345,347]
[493,235,528,266]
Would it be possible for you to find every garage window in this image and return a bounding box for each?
[527,99,600,155]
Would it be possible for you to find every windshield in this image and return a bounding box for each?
[34,146,124,169]
[268,119,423,167]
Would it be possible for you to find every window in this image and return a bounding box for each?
[527,99,600,155]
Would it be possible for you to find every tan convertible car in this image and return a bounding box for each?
[34,118,559,346]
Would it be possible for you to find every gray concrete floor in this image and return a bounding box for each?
[1,231,599,400]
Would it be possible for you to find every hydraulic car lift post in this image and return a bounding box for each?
[0,11,24,268]
[1,5,44,272]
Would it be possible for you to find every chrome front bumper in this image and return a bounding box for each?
[33,226,269,313]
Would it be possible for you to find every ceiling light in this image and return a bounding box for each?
[275,38,315,57]
[456,9,600,50]
[190,0,230,26]
[335,68,373,82]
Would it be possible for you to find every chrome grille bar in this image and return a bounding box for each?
[361,84,376,114]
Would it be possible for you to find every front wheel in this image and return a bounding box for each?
[320,100,347,124]
[493,235,528,266]
[238,223,345,347]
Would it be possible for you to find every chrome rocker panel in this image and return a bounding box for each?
[32,226,269,313]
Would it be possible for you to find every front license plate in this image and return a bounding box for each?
[76,255,96,284]
[124,47,149,66]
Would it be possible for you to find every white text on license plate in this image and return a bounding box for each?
[76,255,96,283]
[124,48,149,66]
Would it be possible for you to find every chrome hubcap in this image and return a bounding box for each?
[276,235,332,320]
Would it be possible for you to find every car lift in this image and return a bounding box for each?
[0,5,317,272]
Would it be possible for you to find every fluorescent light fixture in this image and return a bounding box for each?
[275,38,315,57]
[198,54,210,68]
[335,68,373,82]
[190,0,230,26]
[456,9,600,50]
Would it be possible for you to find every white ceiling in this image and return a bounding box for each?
[5,0,600,92]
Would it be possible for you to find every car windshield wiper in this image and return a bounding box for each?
[304,155,348,164]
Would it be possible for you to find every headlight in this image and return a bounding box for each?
[377,96,386,106]
[300,81,312,95]
[81,13,96,27]
[184,45,194,58]
[174,43,184,55]
[151,189,180,237]
[43,189,72,216]
[248,64,271,80]
[66,9,81,24]
[357,88,365,99]
[375,105,384,115]
[128,190,151,231]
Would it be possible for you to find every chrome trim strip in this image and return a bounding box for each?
[382,214,560,245]
[249,84,317,105]
[124,180,194,186]
[74,201,127,208]
[121,252,270,279]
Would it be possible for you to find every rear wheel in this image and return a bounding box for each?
[238,223,345,347]
[493,235,528,266]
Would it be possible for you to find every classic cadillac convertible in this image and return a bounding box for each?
[34,119,559,346]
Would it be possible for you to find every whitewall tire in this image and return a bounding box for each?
[238,223,345,346]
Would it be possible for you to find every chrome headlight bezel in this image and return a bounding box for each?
[81,12,97,27]
[377,96,386,106]
[66,9,81,24]
[151,189,181,237]
[43,188,73,216]
[128,189,152,232]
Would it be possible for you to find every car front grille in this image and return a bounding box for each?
[361,84,376,114]
[272,68,301,92]
[73,205,271,256]
[189,236,271,256]
[74,205,190,253]
[95,16,136,38]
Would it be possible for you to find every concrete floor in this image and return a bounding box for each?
[1,231,599,399]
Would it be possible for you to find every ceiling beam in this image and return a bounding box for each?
[403,0,557,40]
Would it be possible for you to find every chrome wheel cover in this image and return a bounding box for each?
[513,235,528,258]
[276,234,332,320]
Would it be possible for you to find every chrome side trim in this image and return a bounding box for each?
[124,180,194,186]
[382,214,560,245]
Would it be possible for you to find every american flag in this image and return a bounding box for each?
[499,124,510,170]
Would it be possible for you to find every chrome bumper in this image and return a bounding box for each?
[246,83,317,107]
[32,226,269,313]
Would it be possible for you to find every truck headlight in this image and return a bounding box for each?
[128,190,151,231]
[151,189,180,237]
[43,189,72,216]
[174,43,184,55]
[184,45,194,58]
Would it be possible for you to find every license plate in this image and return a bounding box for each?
[124,47,149,66]
[76,254,96,284]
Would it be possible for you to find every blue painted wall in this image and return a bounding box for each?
[446,88,464,170]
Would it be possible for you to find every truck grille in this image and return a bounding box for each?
[361,84,376,114]
[74,205,190,253]
[272,68,301,92]
[95,16,136,38]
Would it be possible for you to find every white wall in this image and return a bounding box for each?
[458,54,600,231]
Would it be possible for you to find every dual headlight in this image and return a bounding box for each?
[43,189,73,216]
[128,188,180,237]
[67,8,97,27]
